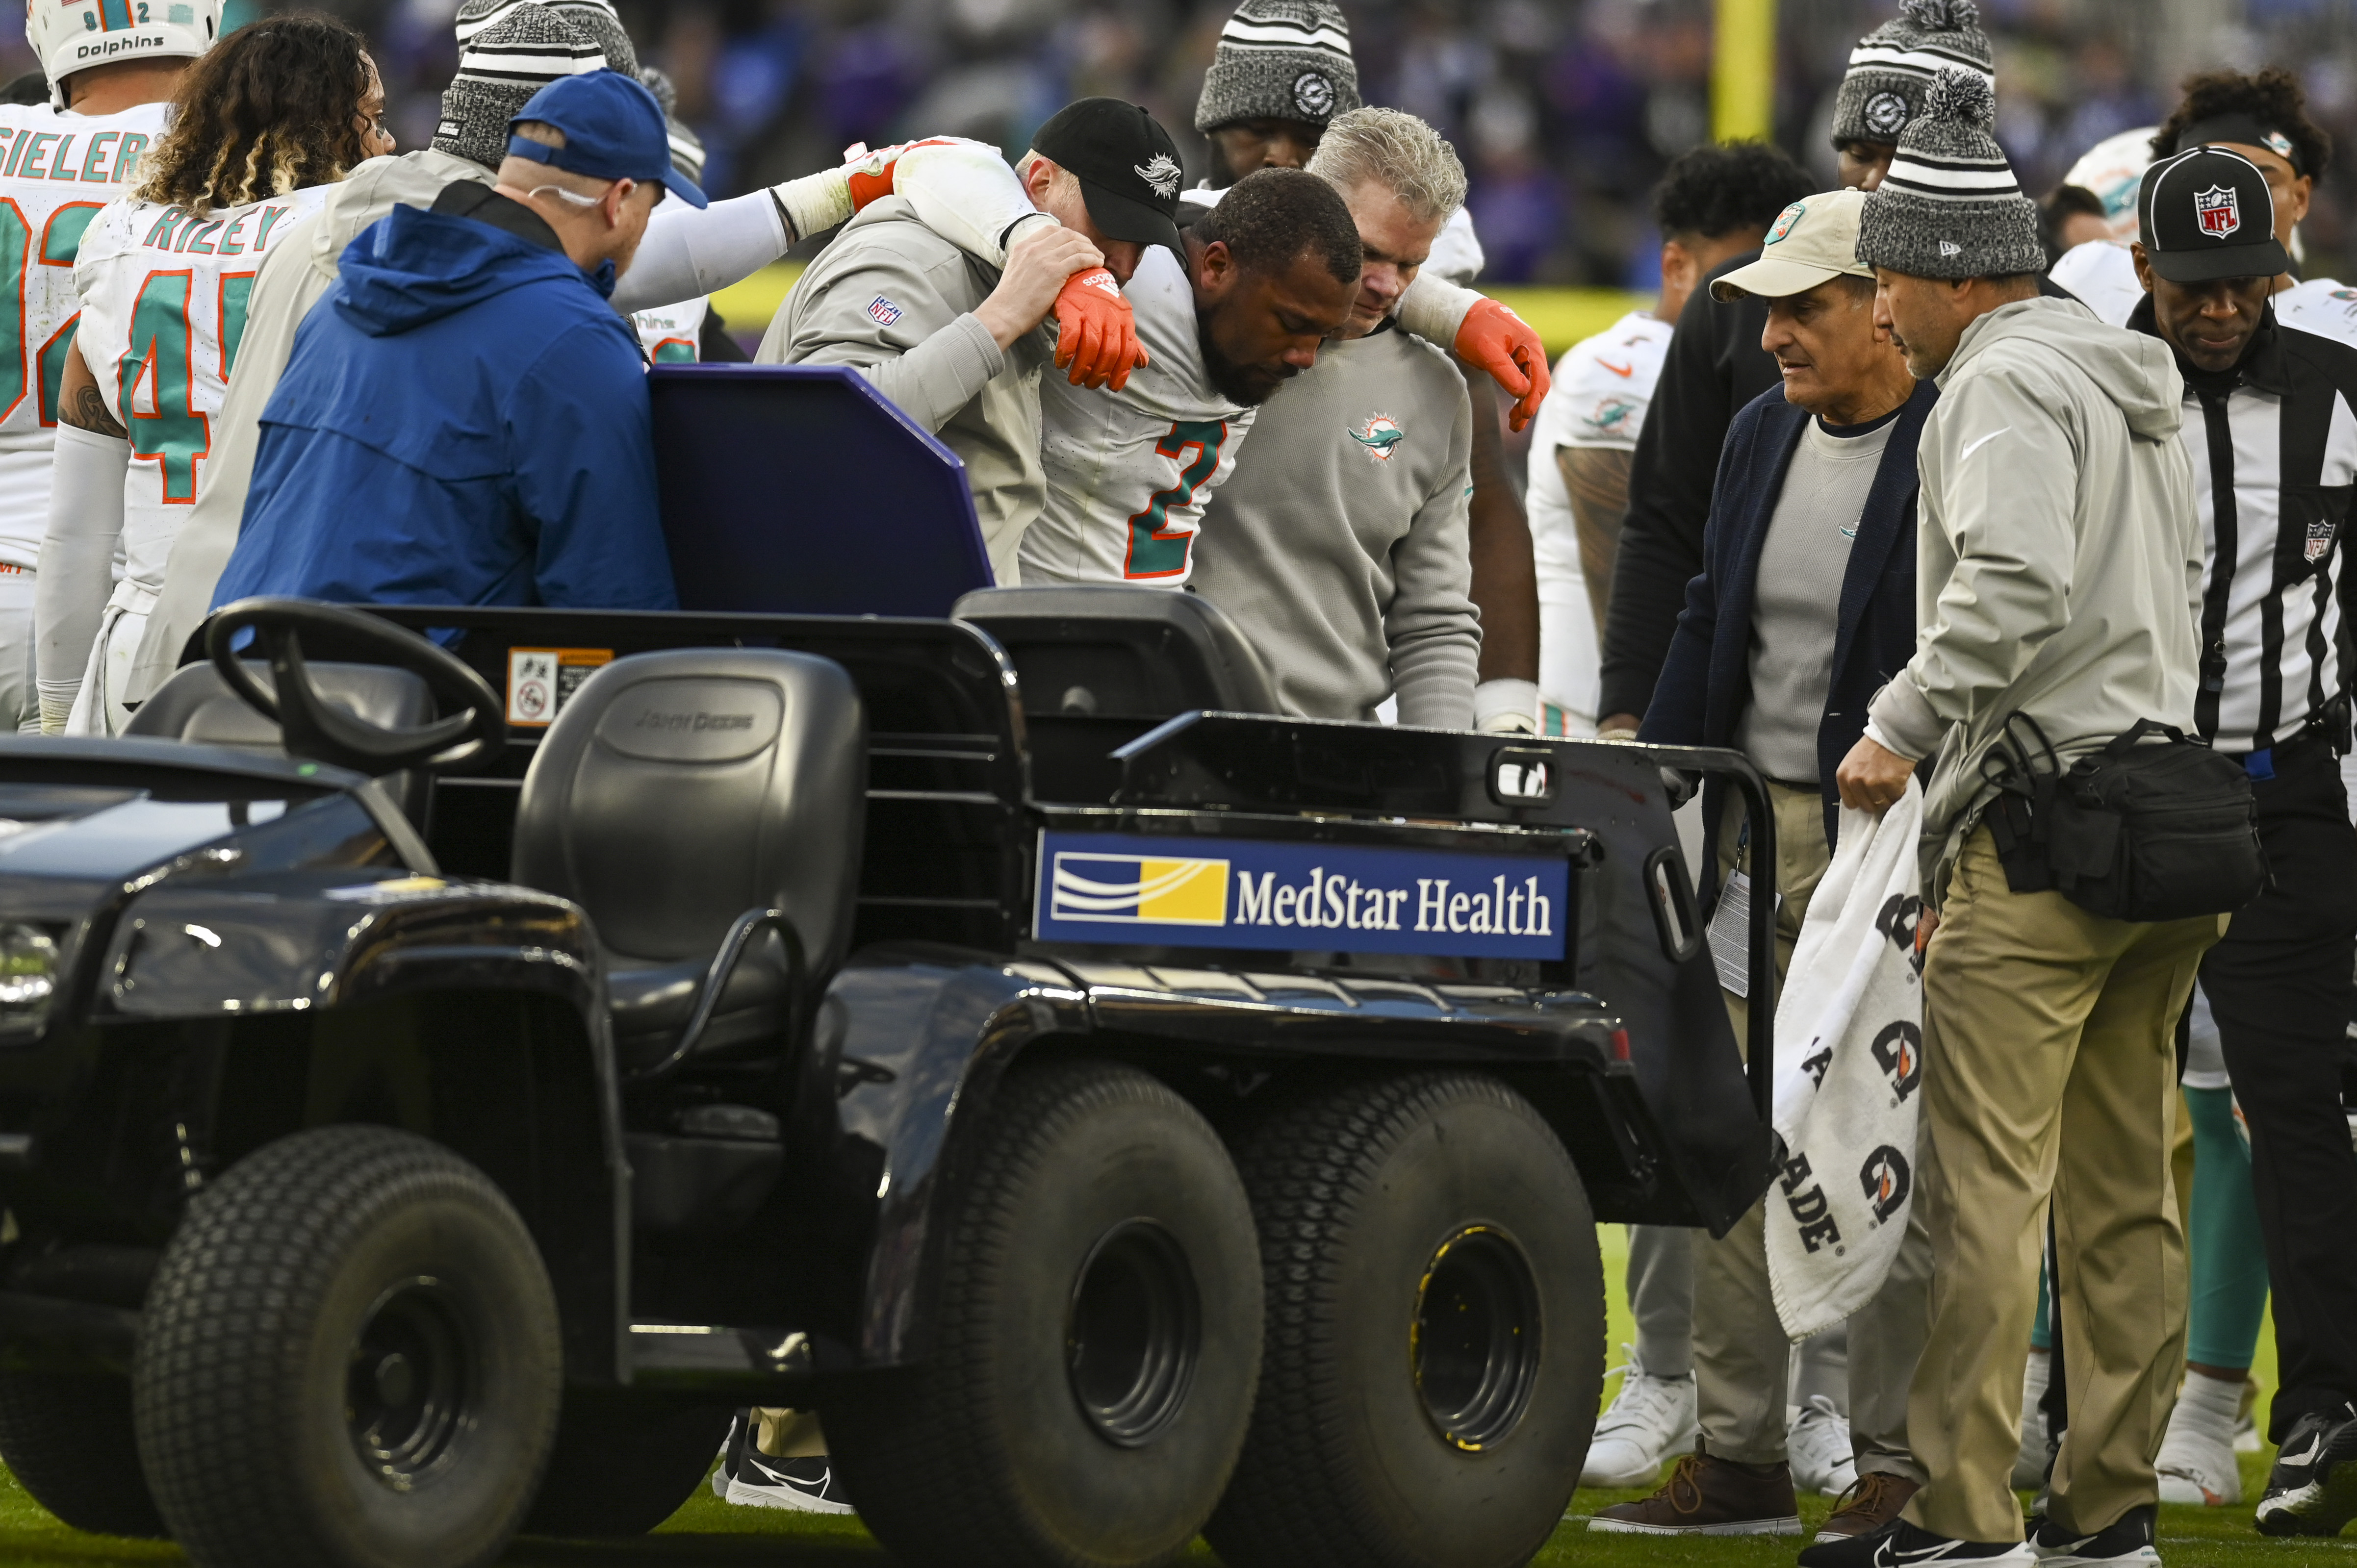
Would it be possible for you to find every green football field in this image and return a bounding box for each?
[0,1227,2343,1567]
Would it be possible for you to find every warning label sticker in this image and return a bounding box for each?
[506,647,614,727]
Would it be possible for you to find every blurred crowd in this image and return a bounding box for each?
[5,0,2345,286]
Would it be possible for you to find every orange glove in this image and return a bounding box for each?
[1053,267,1149,392]
[843,137,957,210]
[1454,296,1550,432]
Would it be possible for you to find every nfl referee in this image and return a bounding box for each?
[2127,145,2357,1537]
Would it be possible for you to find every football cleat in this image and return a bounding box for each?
[2255,1402,2357,1537]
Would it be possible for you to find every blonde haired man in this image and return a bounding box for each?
[1186,106,1481,729]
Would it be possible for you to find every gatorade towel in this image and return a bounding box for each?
[1766,780,1926,1340]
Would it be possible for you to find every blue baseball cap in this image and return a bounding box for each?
[507,70,708,208]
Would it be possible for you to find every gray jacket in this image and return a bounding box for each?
[1866,295,2202,893]
[758,197,1050,583]
[1188,321,1479,727]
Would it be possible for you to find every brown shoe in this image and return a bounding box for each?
[1589,1451,1802,1536]
[1814,1469,1921,1540]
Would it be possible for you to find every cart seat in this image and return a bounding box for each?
[951,585,1280,718]
[125,660,437,820]
[511,648,866,1072]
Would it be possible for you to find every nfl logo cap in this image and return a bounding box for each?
[509,70,706,208]
[2138,145,2289,283]
[1711,189,1875,302]
[1032,99,1187,256]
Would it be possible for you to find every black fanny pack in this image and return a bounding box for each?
[1982,714,2266,922]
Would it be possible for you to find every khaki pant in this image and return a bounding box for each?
[1904,825,2222,1542]
[753,1409,826,1457]
[1696,782,1934,1478]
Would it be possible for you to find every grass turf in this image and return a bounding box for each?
[0,1230,2345,1566]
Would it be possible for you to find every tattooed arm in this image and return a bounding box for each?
[56,343,126,438]
[1560,444,1632,638]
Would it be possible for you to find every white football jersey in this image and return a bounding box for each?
[2049,239,2142,329]
[75,183,331,589]
[1020,245,1257,588]
[635,297,707,363]
[0,99,169,567]
[1527,309,1674,736]
[2276,275,2357,347]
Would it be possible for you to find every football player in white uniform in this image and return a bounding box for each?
[36,11,390,733]
[0,0,218,729]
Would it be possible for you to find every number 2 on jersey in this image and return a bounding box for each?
[1126,419,1227,580]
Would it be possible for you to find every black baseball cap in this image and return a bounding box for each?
[1032,99,1186,256]
[2138,145,2289,284]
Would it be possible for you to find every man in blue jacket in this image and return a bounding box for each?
[1602,188,1934,1564]
[215,70,690,614]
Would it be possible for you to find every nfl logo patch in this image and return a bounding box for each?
[868,295,903,326]
[2194,185,2241,239]
[2308,519,2336,562]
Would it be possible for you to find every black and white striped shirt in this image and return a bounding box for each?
[2130,298,2357,754]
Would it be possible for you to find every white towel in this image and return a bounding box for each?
[1765,779,1925,1340]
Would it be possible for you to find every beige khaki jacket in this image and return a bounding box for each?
[1865,295,2203,895]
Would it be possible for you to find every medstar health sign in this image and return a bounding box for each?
[1033,832,1568,960]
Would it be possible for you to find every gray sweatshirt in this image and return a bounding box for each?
[1865,295,2202,892]
[1188,320,1480,727]
[759,196,1050,582]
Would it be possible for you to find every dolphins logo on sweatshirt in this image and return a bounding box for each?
[1349,413,1404,461]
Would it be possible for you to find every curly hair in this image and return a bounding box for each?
[135,11,374,214]
[1652,141,1816,242]
[2152,66,2331,181]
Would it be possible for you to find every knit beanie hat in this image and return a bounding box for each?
[1193,0,1361,133]
[432,4,608,173]
[1833,0,1994,148]
[640,67,707,185]
[456,0,638,77]
[1857,68,2045,278]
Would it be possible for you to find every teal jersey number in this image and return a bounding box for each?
[0,201,26,424]
[119,269,208,502]
[1125,419,1226,580]
[218,273,255,379]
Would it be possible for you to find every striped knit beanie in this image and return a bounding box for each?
[1857,67,2043,278]
[432,4,608,173]
[1833,0,1994,148]
[1193,0,1361,133]
[456,0,638,77]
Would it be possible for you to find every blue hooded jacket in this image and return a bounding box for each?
[217,199,678,615]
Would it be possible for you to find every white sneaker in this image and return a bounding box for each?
[2156,1389,2242,1506]
[2015,1350,2053,1489]
[1787,1393,1856,1497]
[1580,1344,1698,1488]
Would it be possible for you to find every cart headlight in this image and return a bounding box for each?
[0,924,61,1011]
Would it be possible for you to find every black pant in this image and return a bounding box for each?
[2201,743,2357,1440]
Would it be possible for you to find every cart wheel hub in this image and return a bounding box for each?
[1066,1219,1200,1448]
[1412,1226,1542,1450]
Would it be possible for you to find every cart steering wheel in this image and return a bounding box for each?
[205,598,507,773]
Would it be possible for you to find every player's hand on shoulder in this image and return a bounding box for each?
[1052,267,1148,392]
[975,222,1102,352]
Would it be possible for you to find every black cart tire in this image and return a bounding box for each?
[523,1394,733,1536]
[826,1059,1262,1568]
[133,1125,563,1568]
[1205,1072,1603,1568]
[0,1372,166,1537]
